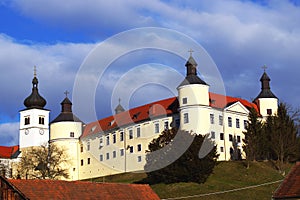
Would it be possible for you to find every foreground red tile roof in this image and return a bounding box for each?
[7,178,160,200]
[82,93,258,138]
[273,162,300,199]
[0,145,19,159]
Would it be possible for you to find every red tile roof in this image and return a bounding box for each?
[0,145,19,159]
[8,179,160,200]
[82,93,258,138]
[273,162,300,199]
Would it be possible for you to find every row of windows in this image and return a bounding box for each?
[154,121,169,133]
[210,132,241,143]
[24,116,45,125]
[210,114,247,129]
[99,144,142,161]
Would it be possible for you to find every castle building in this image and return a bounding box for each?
[16,55,278,180]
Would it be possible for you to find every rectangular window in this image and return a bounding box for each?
[80,145,83,153]
[120,131,124,141]
[210,114,214,124]
[81,159,83,166]
[211,131,215,139]
[100,155,103,161]
[164,121,169,130]
[113,133,116,143]
[38,116,44,125]
[220,147,224,152]
[129,129,133,139]
[236,119,240,128]
[129,146,134,153]
[229,134,233,142]
[237,135,241,143]
[106,135,110,145]
[228,117,232,127]
[113,151,116,158]
[244,120,248,129]
[184,113,189,124]
[137,156,142,162]
[137,144,142,152]
[70,132,74,137]
[155,123,159,133]
[220,133,224,140]
[24,116,30,125]
[219,115,223,125]
[120,149,124,156]
[87,142,90,151]
[99,137,104,148]
[182,97,187,104]
[87,158,90,165]
[136,127,141,137]
[267,109,272,115]
[106,152,110,160]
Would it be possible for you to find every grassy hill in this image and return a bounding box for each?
[91,161,292,200]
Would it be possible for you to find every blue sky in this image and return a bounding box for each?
[0,0,300,146]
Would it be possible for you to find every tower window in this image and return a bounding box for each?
[267,109,272,115]
[210,114,214,124]
[182,97,187,104]
[184,113,189,124]
[24,116,30,125]
[70,132,74,137]
[38,116,45,125]
[228,117,232,127]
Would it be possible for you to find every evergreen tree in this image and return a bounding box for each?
[144,128,218,184]
[265,102,298,169]
[243,107,263,168]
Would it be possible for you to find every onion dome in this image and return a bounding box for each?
[23,67,47,109]
[178,51,208,87]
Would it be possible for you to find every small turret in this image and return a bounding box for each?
[115,98,125,114]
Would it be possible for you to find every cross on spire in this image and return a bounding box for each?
[64,90,69,97]
[188,49,194,57]
[34,66,37,77]
[261,65,268,72]
[118,98,121,104]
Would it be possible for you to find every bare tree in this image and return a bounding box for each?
[16,143,69,179]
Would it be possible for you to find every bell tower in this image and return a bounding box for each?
[19,67,50,149]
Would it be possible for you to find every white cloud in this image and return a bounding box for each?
[0,122,19,146]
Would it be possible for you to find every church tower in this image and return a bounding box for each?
[254,68,278,118]
[50,92,83,180]
[19,67,50,149]
[177,53,210,135]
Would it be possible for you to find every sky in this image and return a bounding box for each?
[0,0,299,146]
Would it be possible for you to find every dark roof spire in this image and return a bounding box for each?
[115,98,125,114]
[178,50,208,87]
[51,91,82,123]
[255,66,277,100]
[23,66,47,109]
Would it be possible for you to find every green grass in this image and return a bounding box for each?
[91,161,293,200]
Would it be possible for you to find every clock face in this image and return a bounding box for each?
[25,129,29,135]
[39,129,44,135]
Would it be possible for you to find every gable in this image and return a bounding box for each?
[225,101,249,114]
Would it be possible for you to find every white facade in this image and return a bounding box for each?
[19,108,50,149]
